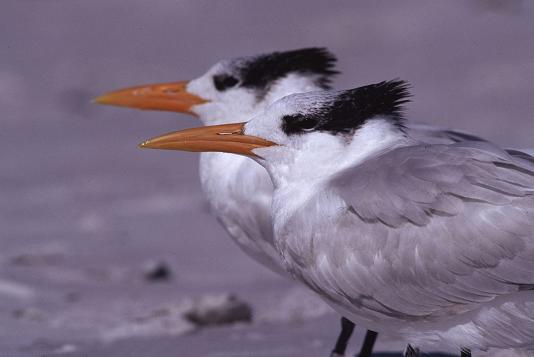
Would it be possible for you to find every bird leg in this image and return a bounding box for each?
[404,344,420,357]
[358,330,378,357]
[461,348,472,357]
[330,317,355,356]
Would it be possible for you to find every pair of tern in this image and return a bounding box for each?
[97,48,534,356]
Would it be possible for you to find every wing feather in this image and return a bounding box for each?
[321,143,534,319]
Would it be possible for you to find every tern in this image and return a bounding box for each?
[96,48,493,356]
[96,48,379,356]
[139,80,534,357]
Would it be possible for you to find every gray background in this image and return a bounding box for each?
[1,1,533,356]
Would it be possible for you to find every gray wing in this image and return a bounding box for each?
[406,122,489,145]
[407,121,534,161]
[323,143,534,319]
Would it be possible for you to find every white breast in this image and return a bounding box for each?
[199,152,287,276]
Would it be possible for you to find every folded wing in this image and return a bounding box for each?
[322,142,534,319]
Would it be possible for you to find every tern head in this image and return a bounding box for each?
[139,80,411,181]
[95,48,338,125]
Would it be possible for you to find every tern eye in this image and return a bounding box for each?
[298,117,318,131]
[213,74,239,91]
[281,114,320,135]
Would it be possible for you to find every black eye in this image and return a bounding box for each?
[281,114,320,135]
[298,117,318,131]
[213,74,239,91]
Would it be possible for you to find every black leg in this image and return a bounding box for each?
[404,344,420,357]
[461,348,471,357]
[358,330,378,357]
[331,317,355,356]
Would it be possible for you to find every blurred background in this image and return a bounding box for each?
[1,1,533,356]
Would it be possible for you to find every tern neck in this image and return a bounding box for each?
[261,120,414,190]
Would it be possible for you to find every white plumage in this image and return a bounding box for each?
[189,71,322,276]
[239,85,534,353]
[186,59,492,281]
[140,81,534,354]
[101,50,534,355]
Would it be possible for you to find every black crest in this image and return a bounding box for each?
[282,80,411,136]
[238,47,338,92]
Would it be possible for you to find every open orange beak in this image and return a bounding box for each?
[94,81,208,115]
[139,123,275,157]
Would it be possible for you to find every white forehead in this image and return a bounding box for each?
[243,101,287,144]
[243,88,361,148]
[186,61,226,96]
[262,90,339,120]
[206,59,234,75]
[243,91,330,143]
[279,90,338,113]
[185,60,258,124]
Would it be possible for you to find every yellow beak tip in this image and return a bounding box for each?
[92,95,109,105]
[138,140,150,149]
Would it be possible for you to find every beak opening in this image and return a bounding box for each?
[94,80,208,114]
[139,123,275,157]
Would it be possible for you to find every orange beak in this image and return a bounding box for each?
[139,123,275,157]
[94,81,208,115]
